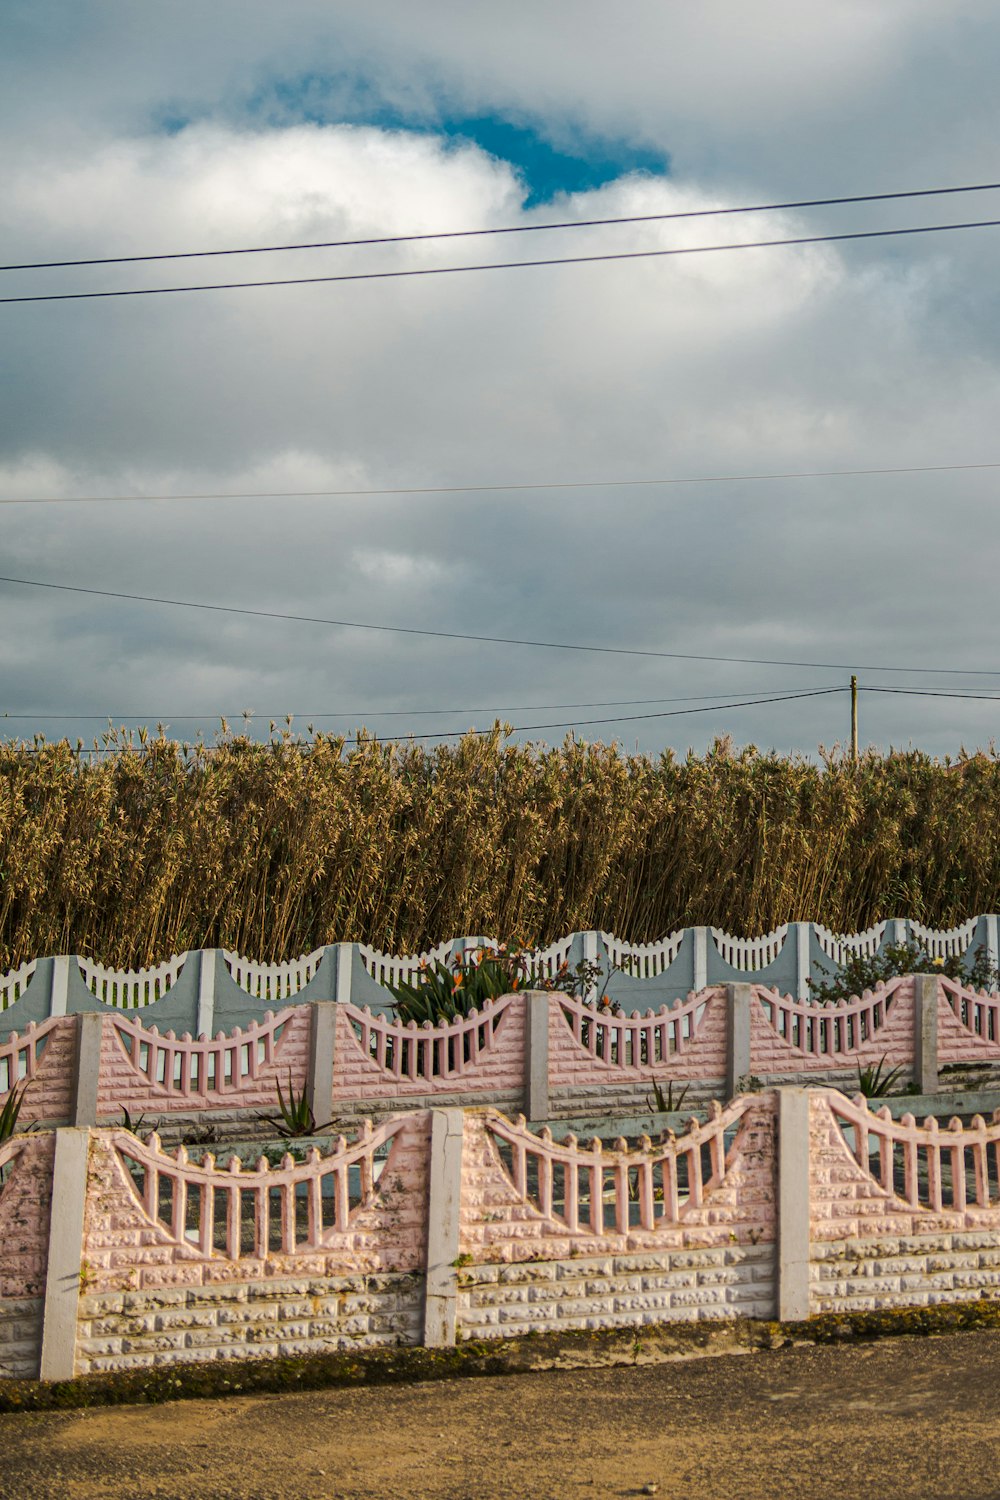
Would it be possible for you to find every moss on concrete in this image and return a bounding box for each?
[4,1302,1000,1414]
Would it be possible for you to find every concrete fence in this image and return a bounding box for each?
[6,1085,1000,1380]
[3,974,1000,1134]
[2,916,998,1037]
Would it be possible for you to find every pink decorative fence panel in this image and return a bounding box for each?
[460,1094,775,1263]
[937,978,1000,1064]
[0,1133,54,1298]
[95,1007,311,1118]
[810,1088,1000,1240]
[751,977,914,1075]
[83,1112,430,1294]
[0,1018,76,1125]
[332,993,525,1101]
[547,988,728,1089]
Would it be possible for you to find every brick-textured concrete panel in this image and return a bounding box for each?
[456,1247,775,1339]
[76,1273,423,1373]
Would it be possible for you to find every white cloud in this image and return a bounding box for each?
[3,12,1000,757]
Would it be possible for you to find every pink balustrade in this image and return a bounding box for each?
[334,993,524,1099]
[98,1007,311,1115]
[110,1116,411,1261]
[751,976,912,1072]
[0,1132,54,1298]
[548,988,727,1086]
[0,1021,55,1096]
[484,1097,748,1235]
[826,1090,1000,1215]
[938,976,1000,1059]
[0,1018,76,1124]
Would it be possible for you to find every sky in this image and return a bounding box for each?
[2,1,1000,761]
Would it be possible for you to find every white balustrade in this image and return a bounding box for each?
[909,917,978,960]
[358,939,455,990]
[0,958,37,1012]
[222,947,324,1001]
[599,929,685,979]
[711,924,788,971]
[813,921,887,965]
[79,953,187,1009]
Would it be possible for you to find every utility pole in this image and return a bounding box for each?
[850,674,858,762]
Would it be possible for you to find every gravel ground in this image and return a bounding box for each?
[4,1331,1000,1500]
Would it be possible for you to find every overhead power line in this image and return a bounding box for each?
[861,686,1000,702]
[0,687,829,722]
[2,570,1000,678]
[5,216,1000,306]
[61,686,851,754]
[5,458,1000,506]
[9,681,999,727]
[6,178,1000,273]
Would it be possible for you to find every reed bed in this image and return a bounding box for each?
[1,727,999,969]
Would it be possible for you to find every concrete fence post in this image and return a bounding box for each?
[794,922,811,1001]
[49,955,71,1018]
[307,1002,337,1124]
[725,983,753,1100]
[196,949,217,1039]
[423,1107,464,1348]
[913,973,939,1095]
[525,991,550,1122]
[581,930,599,967]
[692,926,708,991]
[334,942,354,1006]
[777,1087,811,1321]
[39,1127,90,1381]
[71,1011,103,1127]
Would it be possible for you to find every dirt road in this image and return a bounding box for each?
[3,1332,1000,1500]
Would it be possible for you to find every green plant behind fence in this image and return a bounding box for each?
[3,727,1000,969]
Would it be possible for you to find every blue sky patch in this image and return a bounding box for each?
[435,115,670,205]
[240,73,670,205]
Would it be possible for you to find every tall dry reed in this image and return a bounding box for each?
[1,727,999,968]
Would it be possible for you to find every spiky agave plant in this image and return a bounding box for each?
[647,1078,690,1115]
[857,1055,906,1098]
[0,1078,33,1145]
[258,1070,334,1138]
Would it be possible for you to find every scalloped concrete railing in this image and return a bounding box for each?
[222,947,325,1002]
[13,1085,1000,1379]
[113,1114,409,1259]
[3,918,997,1033]
[78,952,187,1009]
[4,974,1000,1131]
[485,1095,748,1234]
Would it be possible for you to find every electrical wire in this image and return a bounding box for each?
[6,179,1000,272]
[861,686,1000,702]
[2,570,1000,677]
[5,216,1000,306]
[9,681,999,726]
[0,687,828,721]
[60,685,850,754]
[5,458,1000,506]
